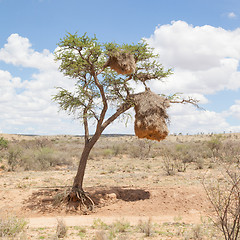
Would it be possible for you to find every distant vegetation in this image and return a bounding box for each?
[0,133,239,173]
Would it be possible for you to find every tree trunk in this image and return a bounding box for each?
[71,101,132,192]
[72,142,93,191]
[72,132,101,191]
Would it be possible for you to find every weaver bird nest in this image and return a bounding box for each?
[107,51,136,75]
[133,89,170,141]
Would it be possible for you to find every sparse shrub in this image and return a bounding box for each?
[94,231,107,240]
[129,139,154,159]
[112,219,130,233]
[56,218,67,238]
[138,218,154,237]
[0,137,8,150]
[195,158,204,170]
[102,149,114,158]
[92,219,109,230]
[0,216,27,238]
[207,134,223,160]
[77,226,86,237]
[111,144,121,157]
[203,163,240,240]
[220,139,240,164]
[36,147,55,169]
[191,224,203,240]
[8,147,22,171]
[162,152,175,176]
[20,148,73,171]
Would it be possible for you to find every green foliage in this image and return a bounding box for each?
[8,147,22,171]
[207,134,224,159]
[92,218,109,230]
[6,138,74,171]
[0,216,27,238]
[21,147,70,171]
[53,32,172,121]
[207,135,223,151]
[0,137,8,150]
[111,219,130,233]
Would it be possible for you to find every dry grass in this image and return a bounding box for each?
[0,133,240,239]
[0,216,27,238]
[25,218,221,240]
[56,218,68,238]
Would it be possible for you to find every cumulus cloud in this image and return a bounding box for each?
[144,21,240,133]
[229,100,240,119]
[228,12,237,19]
[1,24,240,135]
[168,104,230,134]
[146,21,240,95]
[0,34,55,70]
[0,34,80,135]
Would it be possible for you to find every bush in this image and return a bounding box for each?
[56,218,67,238]
[219,139,240,163]
[129,139,154,159]
[102,149,114,158]
[162,153,175,176]
[111,219,130,233]
[207,135,223,159]
[138,218,154,237]
[203,163,240,240]
[0,137,8,150]
[8,148,22,171]
[0,216,27,238]
[19,147,72,171]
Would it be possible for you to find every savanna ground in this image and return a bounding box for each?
[0,132,240,239]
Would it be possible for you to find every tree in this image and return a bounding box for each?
[203,163,240,240]
[53,32,197,207]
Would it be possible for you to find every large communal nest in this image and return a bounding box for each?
[133,89,170,141]
[107,51,136,75]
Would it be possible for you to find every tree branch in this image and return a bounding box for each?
[170,98,202,109]
[92,74,108,131]
[101,101,132,131]
[83,107,89,144]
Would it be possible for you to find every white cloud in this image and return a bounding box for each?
[144,21,240,134]
[228,12,237,19]
[168,104,230,134]
[145,21,240,95]
[0,34,55,70]
[0,34,80,135]
[0,26,240,135]
[229,100,240,119]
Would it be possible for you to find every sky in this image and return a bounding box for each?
[0,0,240,136]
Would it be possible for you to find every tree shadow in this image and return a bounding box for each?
[89,187,150,205]
[24,186,150,214]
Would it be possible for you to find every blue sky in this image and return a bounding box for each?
[0,0,240,135]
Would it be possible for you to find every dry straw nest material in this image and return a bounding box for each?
[133,89,170,141]
[108,51,136,75]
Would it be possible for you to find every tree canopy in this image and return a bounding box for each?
[53,33,172,141]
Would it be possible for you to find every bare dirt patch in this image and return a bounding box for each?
[2,133,238,238]
[20,185,212,224]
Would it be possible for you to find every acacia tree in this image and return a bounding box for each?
[53,33,195,205]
